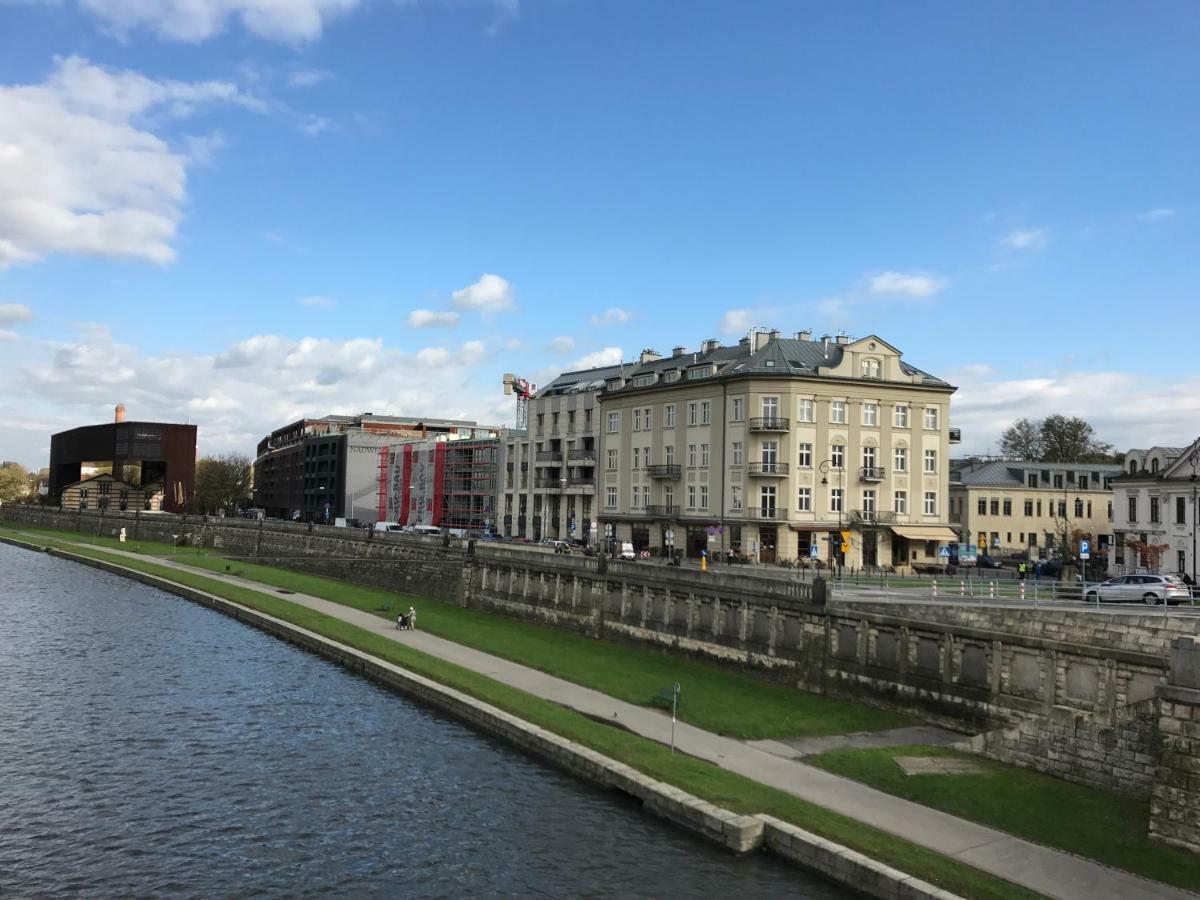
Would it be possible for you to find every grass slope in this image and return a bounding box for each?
[806,744,1200,892]
[2,533,1037,900]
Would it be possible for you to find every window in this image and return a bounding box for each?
[923,407,939,430]
[798,442,812,468]
[798,398,814,422]
[1075,498,1084,517]
[1057,501,1066,517]
[688,444,697,466]
[797,487,812,511]
[1053,474,1063,489]
[894,490,907,514]
[893,405,909,428]
[923,492,937,515]
[1127,497,1138,522]
[1150,497,1160,523]
[1003,498,1012,516]
[862,489,876,514]
[633,374,654,387]
[631,486,641,509]
[664,445,675,465]
[731,397,745,421]
[1178,497,1187,525]
[605,487,617,509]
[536,413,545,433]
[1036,500,1042,516]
[687,485,697,509]
[924,449,937,474]
[700,443,710,466]
[632,447,640,469]
[830,488,843,513]
[664,404,675,428]
[862,446,877,469]
[664,486,674,508]
[607,449,618,470]
[831,444,844,468]
[688,402,698,426]
[1027,473,1037,488]
[761,440,778,466]
[699,485,709,509]
[758,485,776,514]
[1152,458,1160,474]
[701,400,711,424]
[862,402,878,426]
[831,400,846,424]
[1029,532,1038,547]
[862,359,881,379]
[893,447,907,472]
[607,412,619,433]
[1024,500,1033,516]
[687,366,713,380]
[731,441,743,465]
[761,396,779,419]
[731,485,742,510]
[1087,500,1092,518]
[990,499,999,516]
[977,498,987,515]
[633,409,642,431]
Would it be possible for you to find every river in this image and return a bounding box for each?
[0,544,846,898]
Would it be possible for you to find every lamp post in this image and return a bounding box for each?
[819,459,844,572]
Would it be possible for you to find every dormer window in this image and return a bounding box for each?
[663,370,681,382]
[862,358,881,379]
[633,374,655,387]
[1151,458,1160,474]
[686,365,714,380]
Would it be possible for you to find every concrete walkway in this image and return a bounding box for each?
[20,533,1196,900]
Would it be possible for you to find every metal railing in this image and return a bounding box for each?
[645,504,680,517]
[646,464,681,479]
[750,507,788,520]
[747,462,789,476]
[748,417,790,432]
[860,466,886,481]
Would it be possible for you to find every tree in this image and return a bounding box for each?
[0,462,31,502]
[998,415,1114,463]
[193,454,251,515]
[999,418,1043,460]
[1125,537,1171,573]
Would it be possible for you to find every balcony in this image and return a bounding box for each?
[748,417,790,432]
[750,507,788,520]
[535,450,562,463]
[567,448,596,462]
[859,466,886,482]
[533,476,562,490]
[747,462,789,477]
[646,464,681,479]
[849,509,897,525]
[645,504,680,518]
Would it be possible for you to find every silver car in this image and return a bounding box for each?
[1084,574,1192,606]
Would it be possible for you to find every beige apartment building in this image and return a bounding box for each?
[597,329,958,568]
[949,460,1121,561]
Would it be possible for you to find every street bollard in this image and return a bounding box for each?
[1020,582,1026,602]
[960,580,966,596]
[931,578,938,599]
[989,581,995,599]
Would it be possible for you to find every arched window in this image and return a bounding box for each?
[862,358,881,379]
[1151,458,1160,474]
[1129,459,1138,475]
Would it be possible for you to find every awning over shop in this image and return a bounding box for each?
[890,526,960,542]
[788,524,835,533]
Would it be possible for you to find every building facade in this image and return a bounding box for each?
[381,436,500,533]
[597,330,958,567]
[949,460,1121,561]
[1108,441,1200,578]
[59,473,164,512]
[49,405,196,514]
[498,363,624,543]
[254,413,490,522]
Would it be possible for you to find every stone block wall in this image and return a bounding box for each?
[1151,638,1200,853]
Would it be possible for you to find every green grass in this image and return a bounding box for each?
[806,744,1200,892]
[2,521,911,740]
[0,532,1037,900]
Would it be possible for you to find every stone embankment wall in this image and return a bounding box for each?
[1151,638,1200,853]
[4,505,1194,820]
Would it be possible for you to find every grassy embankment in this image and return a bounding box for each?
[806,745,1200,892]
[3,521,911,740]
[0,529,1037,900]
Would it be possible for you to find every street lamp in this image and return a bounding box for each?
[819,458,844,572]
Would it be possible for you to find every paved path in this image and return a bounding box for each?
[18,533,1196,900]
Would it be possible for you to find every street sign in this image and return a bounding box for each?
[665,529,675,543]
[604,524,613,537]
[809,543,819,559]
[1079,538,1091,560]
[706,525,718,536]
[938,546,951,558]
[977,535,986,550]
[992,536,1000,548]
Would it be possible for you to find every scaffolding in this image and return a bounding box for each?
[438,439,499,532]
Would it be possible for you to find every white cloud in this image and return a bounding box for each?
[0,303,34,325]
[458,339,486,365]
[416,347,451,368]
[999,228,1049,251]
[297,295,334,309]
[589,307,631,327]
[451,273,516,313]
[867,270,946,298]
[288,69,332,88]
[406,309,461,328]
[0,56,263,269]
[548,336,575,355]
[720,308,754,335]
[77,0,361,43]
[567,347,623,371]
[816,297,849,321]
[182,131,226,166]
[1138,208,1175,222]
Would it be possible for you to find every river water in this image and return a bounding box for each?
[0,544,846,898]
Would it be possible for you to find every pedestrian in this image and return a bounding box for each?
[406,606,417,631]
[395,611,406,630]
[1034,561,1042,581]
[1018,561,1026,581]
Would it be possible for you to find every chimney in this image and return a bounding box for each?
[701,339,720,353]
[672,345,686,357]
[115,403,126,423]
[738,336,750,347]
[821,334,831,356]
[753,329,771,351]
[768,329,780,343]
[639,348,662,364]
[796,329,812,341]
[835,331,851,345]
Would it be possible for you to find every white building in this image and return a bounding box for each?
[1108,439,1200,579]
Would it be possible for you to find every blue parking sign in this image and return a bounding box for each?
[1079,539,1090,559]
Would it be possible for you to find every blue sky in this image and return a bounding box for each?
[1,1,1198,467]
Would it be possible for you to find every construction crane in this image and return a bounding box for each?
[501,373,534,430]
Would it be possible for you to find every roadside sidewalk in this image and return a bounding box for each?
[30,534,1196,900]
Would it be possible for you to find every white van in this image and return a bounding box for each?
[409,524,441,536]
[373,521,403,534]
[620,541,636,560]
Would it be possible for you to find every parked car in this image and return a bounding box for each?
[1082,574,1191,606]
[550,540,571,554]
[976,555,1004,569]
[373,521,403,534]
[619,541,636,560]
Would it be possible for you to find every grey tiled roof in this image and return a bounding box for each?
[951,458,1123,487]
[537,362,631,397]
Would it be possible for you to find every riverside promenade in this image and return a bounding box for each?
[12,534,1194,900]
